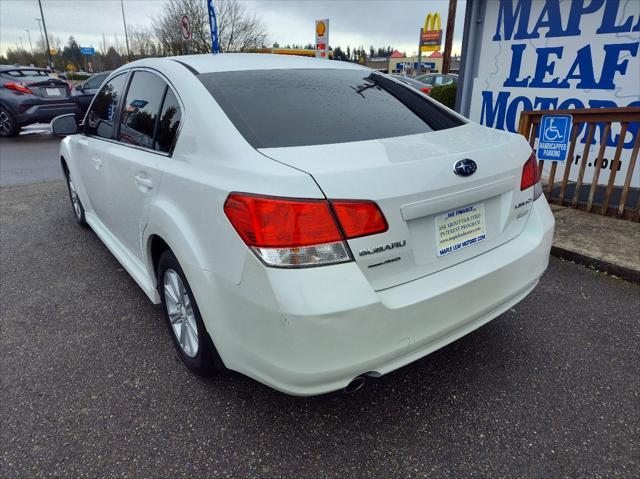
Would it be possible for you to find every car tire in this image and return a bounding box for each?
[157,250,223,376]
[64,171,88,226]
[0,106,20,137]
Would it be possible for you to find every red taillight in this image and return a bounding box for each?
[521,153,540,191]
[223,193,342,248]
[420,87,431,94]
[224,193,388,267]
[4,82,32,94]
[331,200,388,239]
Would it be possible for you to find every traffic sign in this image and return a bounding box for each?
[80,47,95,55]
[538,114,573,162]
[180,14,192,41]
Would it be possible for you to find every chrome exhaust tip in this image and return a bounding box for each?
[344,376,365,394]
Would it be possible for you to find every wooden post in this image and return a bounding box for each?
[442,0,457,74]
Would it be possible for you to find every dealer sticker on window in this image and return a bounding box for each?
[436,203,486,257]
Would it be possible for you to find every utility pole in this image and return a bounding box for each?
[416,28,423,76]
[120,0,132,62]
[37,0,53,70]
[26,29,34,55]
[18,37,24,50]
[442,0,457,74]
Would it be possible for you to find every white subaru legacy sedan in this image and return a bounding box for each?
[54,54,554,396]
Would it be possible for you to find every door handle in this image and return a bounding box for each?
[134,175,153,190]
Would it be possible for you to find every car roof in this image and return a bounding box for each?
[128,53,368,74]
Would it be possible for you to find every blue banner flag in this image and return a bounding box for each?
[207,0,220,54]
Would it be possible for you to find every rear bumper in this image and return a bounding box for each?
[195,197,555,396]
[15,101,81,125]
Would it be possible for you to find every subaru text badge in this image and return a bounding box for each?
[453,159,477,177]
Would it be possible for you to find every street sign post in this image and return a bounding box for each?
[180,14,191,40]
[537,114,573,162]
[180,14,192,53]
[315,19,329,59]
[80,47,94,73]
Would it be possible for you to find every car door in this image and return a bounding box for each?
[78,72,129,222]
[103,69,182,261]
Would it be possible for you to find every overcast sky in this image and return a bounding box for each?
[0,0,466,57]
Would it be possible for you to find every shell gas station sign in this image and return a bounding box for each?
[315,19,329,58]
[420,13,442,52]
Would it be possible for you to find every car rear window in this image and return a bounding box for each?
[198,68,464,149]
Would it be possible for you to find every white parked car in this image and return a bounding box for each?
[54,54,554,396]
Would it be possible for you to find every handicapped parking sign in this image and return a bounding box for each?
[537,114,573,162]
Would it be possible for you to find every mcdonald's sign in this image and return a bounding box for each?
[420,12,442,52]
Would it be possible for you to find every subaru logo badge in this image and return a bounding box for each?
[453,159,477,177]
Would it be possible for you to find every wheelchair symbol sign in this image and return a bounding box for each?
[537,114,572,162]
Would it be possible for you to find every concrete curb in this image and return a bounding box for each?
[551,246,640,284]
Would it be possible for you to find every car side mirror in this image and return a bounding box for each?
[75,84,84,92]
[51,114,79,136]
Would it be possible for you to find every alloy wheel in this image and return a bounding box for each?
[163,269,199,358]
[67,178,82,219]
[0,110,12,136]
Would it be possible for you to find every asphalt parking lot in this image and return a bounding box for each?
[1,134,639,478]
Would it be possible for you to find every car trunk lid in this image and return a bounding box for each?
[260,123,536,291]
[24,77,71,99]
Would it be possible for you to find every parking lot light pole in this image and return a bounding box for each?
[37,0,53,70]
[120,0,132,62]
[26,29,34,55]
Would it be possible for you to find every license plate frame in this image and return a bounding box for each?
[435,203,487,257]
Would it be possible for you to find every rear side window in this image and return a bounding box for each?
[155,89,182,152]
[85,73,128,139]
[199,69,464,149]
[118,71,166,149]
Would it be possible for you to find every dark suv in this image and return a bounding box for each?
[0,66,81,137]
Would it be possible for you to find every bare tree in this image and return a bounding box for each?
[215,0,268,52]
[128,25,159,58]
[152,0,268,55]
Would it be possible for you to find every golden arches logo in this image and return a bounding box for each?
[423,12,442,32]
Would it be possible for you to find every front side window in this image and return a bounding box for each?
[118,71,167,149]
[199,69,464,149]
[85,73,128,139]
